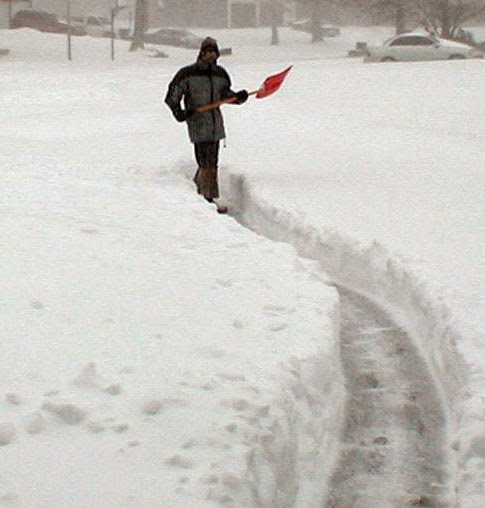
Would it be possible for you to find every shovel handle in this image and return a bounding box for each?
[196,89,260,113]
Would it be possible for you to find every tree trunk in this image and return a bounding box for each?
[271,24,279,45]
[270,0,279,45]
[396,0,406,34]
[440,0,452,39]
[310,0,323,43]
[130,0,147,52]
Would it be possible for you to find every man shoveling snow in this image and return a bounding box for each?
[165,36,292,213]
[164,37,248,213]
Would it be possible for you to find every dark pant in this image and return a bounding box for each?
[193,141,220,200]
[194,141,220,169]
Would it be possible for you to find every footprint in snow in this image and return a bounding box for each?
[215,278,233,288]
[165,454,195,469]
[86,421,106,434]
[30,299,44,310]
[262,304,293,317]
[73,363,122,395]
[216,372,246,382]
[111,423,130,434]
[80,227,99,235]
[5,393,21,406]
[221,398,251,412]
[23,413,45,435]
[0,422,16,446]
[41,401,86,425]
[141,398,187,416]
[268,321,288,332]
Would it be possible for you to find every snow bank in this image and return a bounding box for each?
[225,171,485,507]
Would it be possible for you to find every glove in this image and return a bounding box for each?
[174,108,195,122]
[235,89,248,104]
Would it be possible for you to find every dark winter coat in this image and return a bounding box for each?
[165,59,237,143]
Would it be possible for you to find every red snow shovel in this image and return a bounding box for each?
[196,65,293,113]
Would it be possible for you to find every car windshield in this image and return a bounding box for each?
[384,34,439,45]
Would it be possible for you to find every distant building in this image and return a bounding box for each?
[151,0,288,28]
[29,0,118,18]
[1,0,296,31]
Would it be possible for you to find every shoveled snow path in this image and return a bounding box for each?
[224,172,453,507]
[326,287,449,508]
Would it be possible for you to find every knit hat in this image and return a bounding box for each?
[200,36,220,57]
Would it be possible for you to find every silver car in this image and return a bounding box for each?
[290,18,340,37]
[364,32,484,62]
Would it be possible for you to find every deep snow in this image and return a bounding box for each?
[1,25,484,507]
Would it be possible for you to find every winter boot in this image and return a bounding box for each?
[194,167,219,201]
[204,167,219,201]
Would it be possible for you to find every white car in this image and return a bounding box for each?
[364,32,484,62]
[290,19,340,37]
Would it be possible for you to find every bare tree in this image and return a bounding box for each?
[413,0,485,39]
[130,0,148,51]
[344,0,414,34]
[345,0,484,38]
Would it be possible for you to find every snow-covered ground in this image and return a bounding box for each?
[0,26,483,507]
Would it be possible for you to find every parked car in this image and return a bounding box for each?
[141,27,232,54]
[143,27,203,48]
[364,32,484,62]
[72,16,113,38]
[10,9,86,36]
[290,19,340,37]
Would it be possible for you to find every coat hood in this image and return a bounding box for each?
[198,36,220,59]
